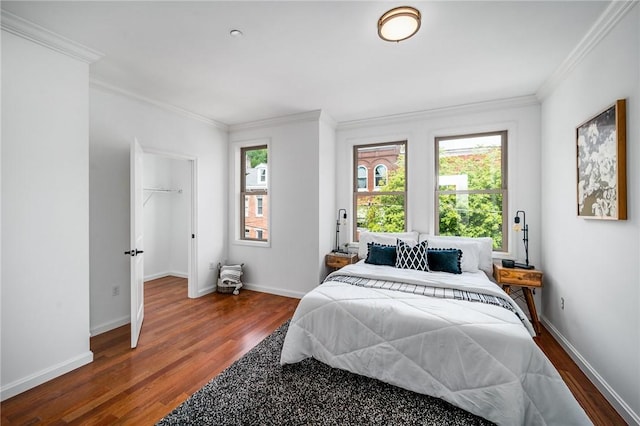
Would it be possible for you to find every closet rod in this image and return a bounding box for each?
[144,188,183,193]
[143,188,183,206]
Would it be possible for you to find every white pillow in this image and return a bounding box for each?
[358,231,418,259]
[425,235,483,272]
[419,234,493,273]
[418,233,430,243]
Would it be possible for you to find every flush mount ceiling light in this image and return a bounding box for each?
[229,29,243,37]
[377,6,421,42]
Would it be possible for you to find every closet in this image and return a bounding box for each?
[143,154,191,283]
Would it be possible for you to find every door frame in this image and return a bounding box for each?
[142,147,198,299]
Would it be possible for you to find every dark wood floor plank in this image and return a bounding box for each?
[0,276,626,425]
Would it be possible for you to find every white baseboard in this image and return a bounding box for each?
[541,316,640,425]
[144,271,188,281]
[193,283,304,299]
[196,285,216,298]
[0,351,94,401]
[90,315,129,337]
[242,283,304,299]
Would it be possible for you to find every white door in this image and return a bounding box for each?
[128,138,145,348]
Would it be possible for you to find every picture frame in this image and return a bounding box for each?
[576,99,627,220]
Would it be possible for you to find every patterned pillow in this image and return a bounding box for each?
[427,248,462,274]
[395,239,429,271]
[365,243,397,266]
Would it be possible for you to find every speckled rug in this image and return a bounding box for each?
[157,321,493,425]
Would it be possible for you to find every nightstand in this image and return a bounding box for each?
[493,263,544,335]
[325,252,358,270]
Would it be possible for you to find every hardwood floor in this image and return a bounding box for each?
[1,276,626,425]
[1,277,299,425]
[534,327,627,425]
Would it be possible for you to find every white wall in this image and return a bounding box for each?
[170,159,190,276]
[1,32,93,400]
[144,155,172,279]
[143,154,190,281]
[540,5,639,423]
[228,112,334,297]
[89,87,227,335]
[336,99,541,272]
[318,113,337,281]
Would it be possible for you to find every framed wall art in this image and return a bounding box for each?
[576,99,627,220]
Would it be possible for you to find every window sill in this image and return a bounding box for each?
[491,251,511,259]
[234,239,271,248]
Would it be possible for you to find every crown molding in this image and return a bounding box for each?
[1,10,103,63]
[2,10,227,130]
[336,95,539,131]
[319,110,337,130]
[90,78,229,131]
[229,110,324,132]
[536,1,637,100]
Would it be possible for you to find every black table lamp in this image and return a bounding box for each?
[513,210,534,269]
[334,209,347,253]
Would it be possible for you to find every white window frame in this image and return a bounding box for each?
[256,195,264,217]
[374,164,388,190]
[357,166,368,191]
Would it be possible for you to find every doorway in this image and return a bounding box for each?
[142,150,197,299]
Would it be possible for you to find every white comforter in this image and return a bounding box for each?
[281,262,591,426]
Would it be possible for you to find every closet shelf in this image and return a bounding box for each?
[143,188,183,206]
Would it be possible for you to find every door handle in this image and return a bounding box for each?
[124,249,144,256]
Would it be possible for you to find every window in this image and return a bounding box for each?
[241,145,268,242]
[357,166,368,191]
[435,131,507,250]
[374,164,387,189]
[256,196,263,217]
[354,141,407,240]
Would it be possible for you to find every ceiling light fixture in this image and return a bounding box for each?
[377,6,421,42]
[229,29,243,37]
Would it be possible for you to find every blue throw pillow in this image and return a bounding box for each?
[365,243,397,266]
[427,248,462,274]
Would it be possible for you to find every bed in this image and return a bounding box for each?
[280,233,590,426]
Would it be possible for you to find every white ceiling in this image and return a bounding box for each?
[2,1,609,125]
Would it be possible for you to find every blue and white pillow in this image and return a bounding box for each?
[395,239,429,271]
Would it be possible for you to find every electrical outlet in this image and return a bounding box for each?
[112,286,120,297]
[209,262,216,270]
[561,297,565,310]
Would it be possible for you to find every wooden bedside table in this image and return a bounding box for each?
[325,252,358,270]
[493,263,543,335]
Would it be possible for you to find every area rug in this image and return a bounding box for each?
[157,321,494,425]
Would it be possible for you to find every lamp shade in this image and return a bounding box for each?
[378,6,421,42]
